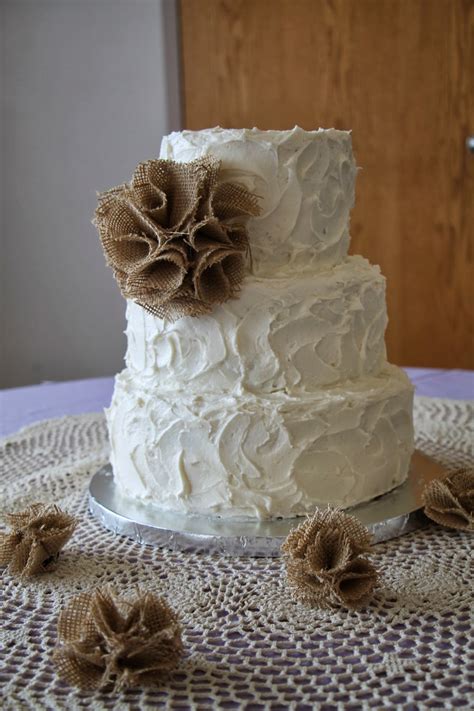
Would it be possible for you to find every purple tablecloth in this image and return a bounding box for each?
[1,368,473,439]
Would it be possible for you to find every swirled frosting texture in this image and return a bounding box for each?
[107,126,415,519]
[107,365,414,519]
[160,127,356,277]
[125,256,387,394]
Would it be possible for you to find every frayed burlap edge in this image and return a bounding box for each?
[94,157,260,322]
[0,503,77,577]
[53,586,184,690]
[281,508,378,610]
[422,468,474,531]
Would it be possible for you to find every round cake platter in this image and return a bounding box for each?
[88,450,445,557]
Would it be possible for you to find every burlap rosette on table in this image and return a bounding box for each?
[422,468,474,531]
[0,503,77,577]
[53,587,183,691]
[281,509,379,610]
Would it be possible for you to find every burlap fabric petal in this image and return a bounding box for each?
[53,587,183,690]
[422,468,474,531]
[0,503,76,577]
[282,509,378,609]
[94,157,260,321]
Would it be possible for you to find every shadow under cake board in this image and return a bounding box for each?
[88,451,445,558]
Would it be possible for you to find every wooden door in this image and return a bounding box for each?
[180,0,474,368]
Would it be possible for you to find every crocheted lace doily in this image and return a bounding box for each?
[1,396,473,710]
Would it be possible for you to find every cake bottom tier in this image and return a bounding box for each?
[107,365,414,519]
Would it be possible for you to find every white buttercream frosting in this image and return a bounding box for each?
[107,126,414,519]
[107,365,414,519]
[160,127,356,277]
[126,255,387,394]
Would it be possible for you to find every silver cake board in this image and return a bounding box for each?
[88,450,445,557]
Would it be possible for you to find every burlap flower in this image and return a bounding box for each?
[281,508,378,610]
[53,587,183,690]
[0,503,77,577]
[94,157,260,321]
[422,468,474,531]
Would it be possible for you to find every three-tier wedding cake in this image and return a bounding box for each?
[101,127,414,519]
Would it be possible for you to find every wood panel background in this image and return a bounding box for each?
[180,0,474,368]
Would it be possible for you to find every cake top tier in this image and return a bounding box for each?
[160,126,357,277]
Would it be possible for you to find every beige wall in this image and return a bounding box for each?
[1,0,181,387]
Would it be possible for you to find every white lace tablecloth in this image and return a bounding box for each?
[1,396,473,710]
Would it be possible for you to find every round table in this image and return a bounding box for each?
[1,369,473,710]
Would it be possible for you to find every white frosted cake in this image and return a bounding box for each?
[104,127,414,519]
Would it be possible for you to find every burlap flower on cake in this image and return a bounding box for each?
[53,587,183,690]
[281,508,378,610]
[422,468,474,531]
[94,157,260,321]
[0,503,77,577]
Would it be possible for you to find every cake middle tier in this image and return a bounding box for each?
[126,256,387,395]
